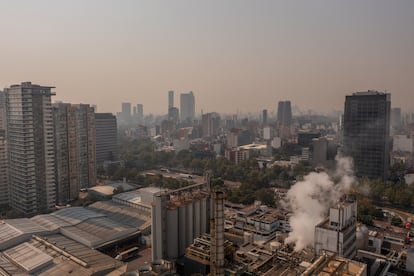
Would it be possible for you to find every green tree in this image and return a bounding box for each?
[254,188,276,207]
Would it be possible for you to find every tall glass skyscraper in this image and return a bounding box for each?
[342,91,391,181]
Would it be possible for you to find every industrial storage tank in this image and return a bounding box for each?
[194,199,201,238]
[186,201,194,245]
[356,224,369,250]
[178,204,187,256]
[166,207,179,259]
[200,197,207,233]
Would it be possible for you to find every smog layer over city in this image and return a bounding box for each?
[0,1,414,276]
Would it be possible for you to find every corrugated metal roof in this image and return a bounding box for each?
[87,201,148,227]
[31,214,72,231]
[112,190,143,204]
[4,242,53,273]
[51,207,105,225]
[60,217,138,248]
[5,218,48,234]
[35,234,121,273]
[0,254,26,275]
[0,222,22,243]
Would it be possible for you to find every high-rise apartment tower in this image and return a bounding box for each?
[5,82,56,215]
[53,103,96,205]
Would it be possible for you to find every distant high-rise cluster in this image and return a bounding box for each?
[342,91,391,181]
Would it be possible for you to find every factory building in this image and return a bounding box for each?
[302,253,367,276]
[314,200,357,259]
[151,182,211,262]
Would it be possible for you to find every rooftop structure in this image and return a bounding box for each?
[0,200,149,251]
[112,187,163,214]
[0,234,122,275]
[302,253,367,276]
[87,181,137,200]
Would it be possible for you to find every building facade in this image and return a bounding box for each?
[277,100,292,139]
[95,113,118,165]
[53,103,96,205]
[120,102,131,125]
[5,82,56,215]
[202,112,220,138]
[136,104,143,124]
[342,91,391,181]
[314,201,357,259]
[180,91,195,123]
[0,133,8,206]
[168,90,174,110]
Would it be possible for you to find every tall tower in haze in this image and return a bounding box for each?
[168,90,174,111]
[95,113,118,165]
[180,91,195,123]
[136,104,144,124]
[5,82,56,215]
[121,102,131,124]
[277,100,292,139]
[342,91,390,181]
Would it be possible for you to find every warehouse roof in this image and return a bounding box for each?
[51,207,105,225]
[87,201,148,227]
[4,242,53,274]
[60,217,138,248]
[0,234,123,276]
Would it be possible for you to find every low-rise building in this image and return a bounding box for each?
[314,200,357,259]
[302,253,367,276]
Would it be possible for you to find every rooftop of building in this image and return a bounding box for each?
[88,200,149,227]
[235,240,315,275]
[302,253,367,276]
[88,181,137,196]
[0,201,149,251]
[239,143,268,150]
[353,90,387,96]
[0,234,122,275]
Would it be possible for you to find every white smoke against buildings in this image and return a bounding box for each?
[282,156,355,251]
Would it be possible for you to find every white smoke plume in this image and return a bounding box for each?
[282,156,355,251]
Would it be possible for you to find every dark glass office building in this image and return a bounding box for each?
[343,91,391,181]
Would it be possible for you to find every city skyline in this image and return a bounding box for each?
[1,0,413,114]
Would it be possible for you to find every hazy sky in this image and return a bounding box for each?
[1,0,413,115]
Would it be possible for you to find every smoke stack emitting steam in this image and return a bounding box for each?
[282,156,355,251]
